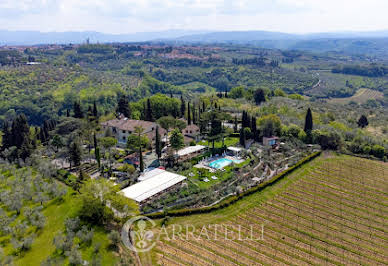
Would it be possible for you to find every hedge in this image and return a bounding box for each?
[145,151,322,219]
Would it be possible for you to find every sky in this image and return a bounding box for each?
[1,0,388,34]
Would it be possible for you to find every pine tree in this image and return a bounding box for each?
[357,115,369,128]
[73,101,84,119]
[155,126,161,159]
[180,95,186,118]
[304,108,313,133]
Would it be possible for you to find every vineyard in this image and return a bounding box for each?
[329,88,384,104]
[145,154,388,265]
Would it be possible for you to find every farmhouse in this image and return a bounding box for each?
[120,168,187,203]
[101,117,166,147]
[182,124,201,144]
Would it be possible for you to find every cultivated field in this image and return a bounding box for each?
[144,154,388,265]
[329,88,384,104]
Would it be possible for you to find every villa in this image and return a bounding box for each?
[182,124,201,145]
[101,117,166,147]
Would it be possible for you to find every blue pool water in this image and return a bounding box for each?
[208,158,234,169]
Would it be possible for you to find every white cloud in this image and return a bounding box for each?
[0,0,388,33]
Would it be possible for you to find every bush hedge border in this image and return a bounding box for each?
[145,151,322,219]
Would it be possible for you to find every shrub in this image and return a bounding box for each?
[371,145,385,159]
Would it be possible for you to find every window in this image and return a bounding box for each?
[122,130,126,134]
[123,136,126,140]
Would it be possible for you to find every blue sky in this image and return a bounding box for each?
[1,0,387,34]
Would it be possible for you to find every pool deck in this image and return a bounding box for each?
[194,155,243,170]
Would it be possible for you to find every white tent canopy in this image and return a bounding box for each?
[121,169,187,203]
[227,147,243,152]
[177,145,206,157]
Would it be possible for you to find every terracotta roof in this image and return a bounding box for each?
[101,118,157,132]
[184,124,200,132]
[101,119,166,141]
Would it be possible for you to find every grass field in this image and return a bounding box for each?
[142,153,388,265]
[329,88,384,104]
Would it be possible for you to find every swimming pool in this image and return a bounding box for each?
[208,158,234,169]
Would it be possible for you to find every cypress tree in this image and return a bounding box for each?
[69,141,82,167]
[357,115,369,128]
[66,109,70,117]
[93,101,98,118]
[304,108,313,133]
[254,89,266,105]
[145,98,153,121]
[239,128,246,147]
[202,101,205,112]
[180,95,186,118]
[187,102,191,125]
[95,147,101,168]
[73,101,84,119]
[1,121,12,150]
[251,116,258,141]
[139,146,144,172]
[234,116,238,133]
[117,95,130,118]
[87,106,93,118]
[192,104,196,125]
[11,114,30,149]
[155,126,161,159]
[93,133,98,150]
[142,102,146,120]
[39,127,46,143]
